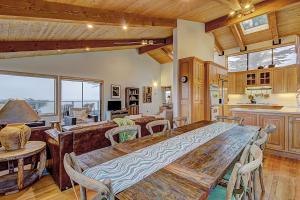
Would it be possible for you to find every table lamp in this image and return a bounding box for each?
[0,100,40,150]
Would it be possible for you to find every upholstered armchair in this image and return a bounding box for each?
[64,107,98,126]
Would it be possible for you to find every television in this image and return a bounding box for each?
[107,101,122,111]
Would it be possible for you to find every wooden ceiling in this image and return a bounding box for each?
[0,0,299,63]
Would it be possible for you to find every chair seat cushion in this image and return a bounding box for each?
[223,169,232,181]
[208,185,235,200]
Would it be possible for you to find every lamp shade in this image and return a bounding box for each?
[0,100,40,124]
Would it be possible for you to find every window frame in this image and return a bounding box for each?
[60,76,104,121]
[226,43,296,71]
[0,70,58,117]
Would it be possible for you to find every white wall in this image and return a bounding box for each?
[176,19,215,61]
[0,49,162,120]
[160,63,173,87]
[172,19,215,116]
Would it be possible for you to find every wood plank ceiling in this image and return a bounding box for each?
[0,0,299,63]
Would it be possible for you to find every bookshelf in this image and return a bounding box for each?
[125,87,140,115]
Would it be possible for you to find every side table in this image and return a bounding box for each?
[0,141,46,194]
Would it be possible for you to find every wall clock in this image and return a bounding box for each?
[180,76,188,83]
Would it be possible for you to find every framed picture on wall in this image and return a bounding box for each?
[143,86,152,103]
[111,84,121,99]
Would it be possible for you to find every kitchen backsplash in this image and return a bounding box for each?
[228,93,298,107]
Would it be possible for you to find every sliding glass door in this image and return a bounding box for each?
[61,79,102,120]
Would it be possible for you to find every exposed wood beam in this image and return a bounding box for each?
[212,32,224,56]
[268,12,280,44]
[0,0,176,28]
[230,24,246,51]
[205,0,300,32]
[0,38,169,53]
[138,36,173,54]
[161,47,174,60]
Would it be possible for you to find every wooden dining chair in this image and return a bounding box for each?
[146,119,171,135]
[208,144,263,200]
[173,116,188,128]
[64,152,114,200]
[105,125,141,146]
[216,116,244,125]
[253,124,276,194]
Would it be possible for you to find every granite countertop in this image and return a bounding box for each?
[231,107,300,115]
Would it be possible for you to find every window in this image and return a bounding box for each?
[227,45,297,71]
[0,72,56,115]
[240,15,269,35]
[248,49,272,70]
[273,45,297,67]
[227,54,248,72]
[61,79,102,119]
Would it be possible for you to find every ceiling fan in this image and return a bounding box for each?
[113,39,166,46]
[228,0,255,18]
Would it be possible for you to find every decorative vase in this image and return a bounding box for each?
[0,123,31,151]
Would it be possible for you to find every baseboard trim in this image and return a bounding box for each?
[265,149,300,160]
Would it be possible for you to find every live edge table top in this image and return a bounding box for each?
[77,121,258,200]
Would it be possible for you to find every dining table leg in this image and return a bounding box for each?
[17,158,24,190]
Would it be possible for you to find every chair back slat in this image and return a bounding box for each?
[146,120,171,135]
[105,125,141,146]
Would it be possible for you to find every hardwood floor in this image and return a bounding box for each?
[1,154,300,200]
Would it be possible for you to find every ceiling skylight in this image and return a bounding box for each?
[240,14,269,35]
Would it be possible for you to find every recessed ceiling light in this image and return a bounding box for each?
[122,24,128,30]
[244,4,251,9]
[229,11,235,16]
[85,47,90,51]
[87,24,94,29]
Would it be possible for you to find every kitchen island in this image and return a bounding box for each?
[232,107,300,159]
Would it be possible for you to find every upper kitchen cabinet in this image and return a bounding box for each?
[228,72,236,94]
[205,61,227,86]
[228,65,299,94]
[273,65,299,93]
[235,71,246,94]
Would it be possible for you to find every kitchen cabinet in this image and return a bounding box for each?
[228,73,236,94]
[273,66,299,93]
[273,68,286,93]
[235,72,246,94]
[288,116,300,154]
[233,112,257,126]
[259,114,285,151]
[228,65,299,94]
[286,66,298,92]
[179,57,205,123]
[232,110,300,159]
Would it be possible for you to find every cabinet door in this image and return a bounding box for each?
[228,73,236,94]
[259,114,285,151]
[257,71,272,86]
[233,112,257,126]
[235,72,245,94]
[273,68,286,93]
[246,72,256,86]
[288,116,300,154]
[286,67,298,92]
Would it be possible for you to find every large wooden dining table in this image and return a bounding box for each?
[77,120,258,200]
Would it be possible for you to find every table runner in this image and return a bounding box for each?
[83,122,238,194]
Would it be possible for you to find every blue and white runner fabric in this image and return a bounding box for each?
[83,122,237,194]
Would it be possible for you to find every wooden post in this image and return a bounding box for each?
[17,158,24,189]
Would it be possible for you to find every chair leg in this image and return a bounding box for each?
[80,186,87,200]
[259,165,265,193]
